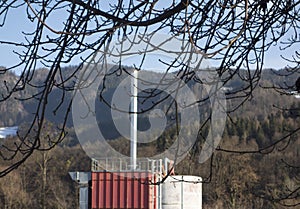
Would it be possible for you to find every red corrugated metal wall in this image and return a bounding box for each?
[91,172,157,209]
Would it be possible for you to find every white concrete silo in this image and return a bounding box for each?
[161,175,202,209]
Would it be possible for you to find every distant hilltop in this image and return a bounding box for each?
[0,126,18,138]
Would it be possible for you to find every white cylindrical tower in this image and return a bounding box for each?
[162,175,202,209]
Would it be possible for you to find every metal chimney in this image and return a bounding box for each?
[130,70,138,170]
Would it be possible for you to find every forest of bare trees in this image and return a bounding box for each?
[0,0,299,208]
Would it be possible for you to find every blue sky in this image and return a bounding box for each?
[0,4,298,73]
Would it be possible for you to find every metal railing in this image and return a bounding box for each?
[91,157,164,174]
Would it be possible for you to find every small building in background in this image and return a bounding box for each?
[0,126,18,139]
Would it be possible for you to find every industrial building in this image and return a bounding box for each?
[70,158,202,209]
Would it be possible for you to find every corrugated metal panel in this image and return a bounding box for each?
[91,172,157,209]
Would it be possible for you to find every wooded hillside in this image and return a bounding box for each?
[0,66,299,208]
